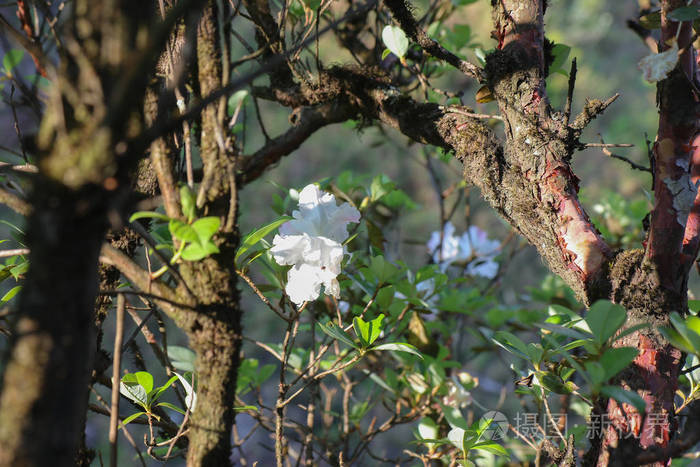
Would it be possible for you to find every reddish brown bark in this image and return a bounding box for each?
[487,1,694,465]
[593,2,699,465]
[488,0,611,297]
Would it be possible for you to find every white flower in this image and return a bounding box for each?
[270,184,360,305]
[426,222,500,278]
[426,221,460,265]
[416,278,439,306]
[442,376,472,409]
[639,40,679,83]
[279,184,361,243]
[459,226,500,258]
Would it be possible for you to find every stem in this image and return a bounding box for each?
[109,294,125,467]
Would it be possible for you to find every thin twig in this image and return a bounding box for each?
[444,107,503,121]
[109,294,126,467]
[596,134,650,173]
[0,162,37,173]
[384,0,483,80]
[236,269,291,321]
[563,57,577,128]
[9,86,27,163]
[0,249,29,258]
[585,143,634,148]
[0,186,31,216]
[164,373,193,459]
[98,289,196,312]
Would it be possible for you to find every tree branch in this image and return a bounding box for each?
[645,1,700,291]
[240,101,356,184]
[100,245,183,319]
[0,186,31,216]
[384,0,483,81]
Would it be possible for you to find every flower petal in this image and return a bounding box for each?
[286,264,323,305]
[270,234,308,266]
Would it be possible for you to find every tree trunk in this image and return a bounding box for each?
[0,184,106,466]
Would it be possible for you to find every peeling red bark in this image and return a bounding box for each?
[488,1,697,465]
[594,2,699,465]
[682,133,700,263]
[596,335,683,466]
[645,7,698,291]
[489,0,610,296]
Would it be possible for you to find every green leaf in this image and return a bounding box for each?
[381,48,392,60]
[181,241,219,261]
[448,24,472,49]
[688,300,700,314]
[256,364,276,385]
[370,174,394,202]
[366,370,396,393]
[119,411,147,429]
[659,326,695,354]
[418,417,439,449]
[120,373,150,407]
[471,441,509,457]
[167,345,197,373]
[353,316,369,347]
[368,255,399,285]
[585,300,627,346]
[585,360,607,385]
[227,89,249,116]
[600,347,638,380]
[7,260,28,280]
[613,322,651,342]
[2,50,24,73]
[669,312,700,354]
[549,44,571,76]
[669,6,700,21]
[235,216,292,263]
[371,342,423,359]
[375,285,394,309]
[439,402,468,430]
[318,321,359,348]
[174,372,197,412]
[191,217,220,245]
[180,185,196,222]
[601,385,646,413]
[492,331,530,360]
[129,211,171,223]
[234,405,258,411]
[157,401,186,415]
[526,343,544,364]
[169,219,199,243]
[133,371,154,394]
[0,285,21,304]
[353,315,384,347]
[538,321,592,341]
[149,375,178,404]
[381,25,409,59]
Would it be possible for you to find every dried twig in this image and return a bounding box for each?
[596,134,650,172]
[0,249,29,258]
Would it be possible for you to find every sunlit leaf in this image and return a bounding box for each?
[382,25,409,59]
